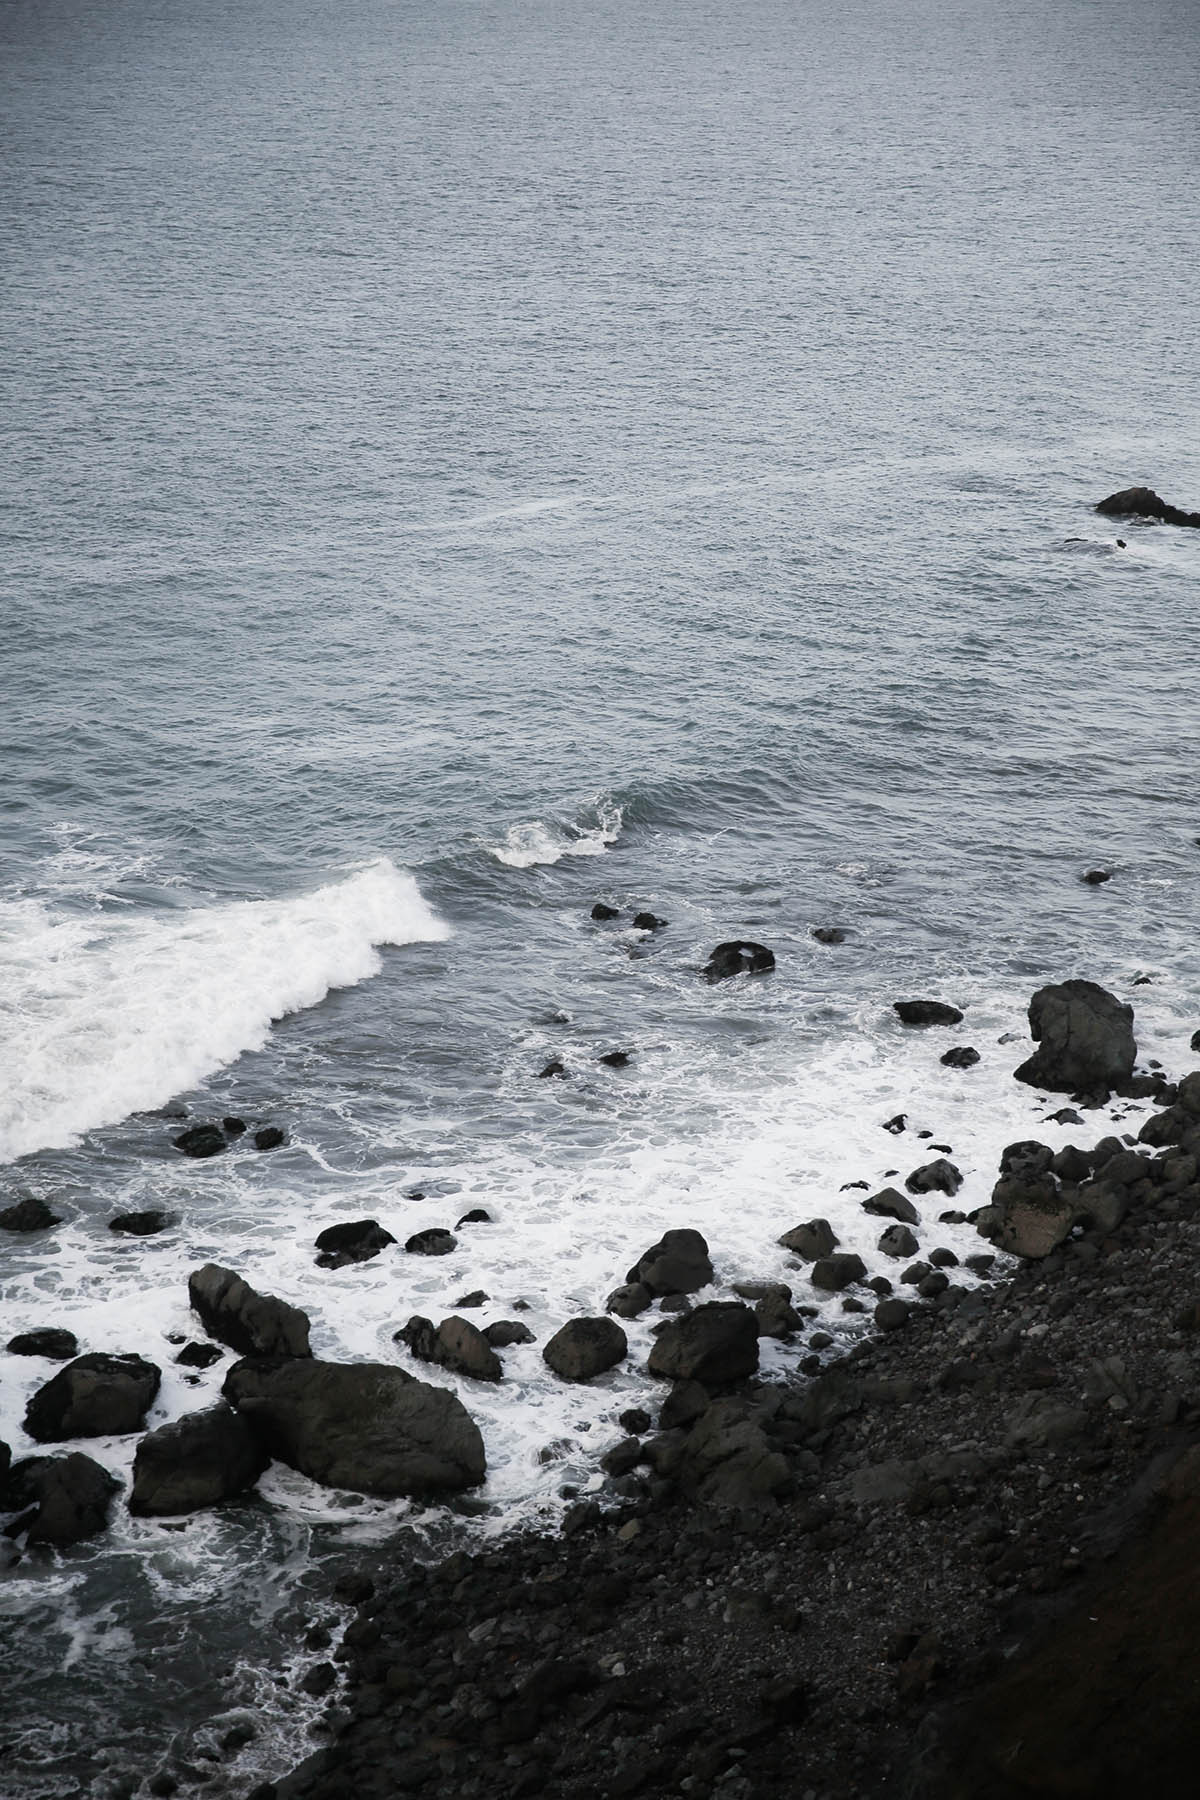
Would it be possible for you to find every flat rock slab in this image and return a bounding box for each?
[222,1357,486,1497]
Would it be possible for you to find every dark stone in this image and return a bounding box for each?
[703,940,775,982]
[863,1187,919,1224]
[875,1299,911,1332]
[222,1357,486,1496]
[223,1116,247,1136]
[314,1219,396,1268]
[1,1452,120,1544]
[7,1328,79,1361]
[188,1264,311,1358]
[755,1287,804,1338]
[455,1208,492,1226]
[906,1158,962,1196]
[647,1302,759,1384]
[632,912,667,931]
[130,1403,267,1515]
[24,1353,162,1442]
[404,1228,457,1256]
[659,1380,710,1430]
[1191,1030,1200,1054]
[1050,1107,1085,1125]
[1014,979,1136,1101]
[1095,485,1200,526]
[606,1281,653,1318]
[1082,869,1112,885]
[620,1407,652,1435]
[599,1050,632,1067]
[542,1317,628,1382]
[172,1124,227,1158]
[601,1437,643,1477]
[883,1113,908,1134]
[0,1196,63,1232]
[811,1253,868,1291]
[778,1219,839,1260]
[941,1046,980,1069]
[397,1315,503,1382]
[879,1224,920,1259]
[483,1320,535,1348]
[538,1058,566,1078]
[894,1000,963,1026]
[591,903,621,920]
[109,1210,168,1236]
[812,927,846,945]
[454,1289,489,1308]
[175,1341,224,1369]
[626,1228,714,1295]
[253,1126,286,1151]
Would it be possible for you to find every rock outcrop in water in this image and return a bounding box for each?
[188,1263,312,1358]
[1096,485,1200,526]
[222,1357,486,1497]
[1013,977,1135,1101]
[1,1452,121,1545]
[130,1403,267,1515]
[625,1228,714,1295]
[542,1317,628,1382]
[703,940,775,982]
[24,1352,162,1442]
[396,1314,503,1383]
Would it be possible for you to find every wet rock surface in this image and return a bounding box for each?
[130,1403,267,1515]
[269,1094,1200,1800]
[188,1263,312,1358]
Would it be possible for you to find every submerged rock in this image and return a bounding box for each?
[591,901,620,919]
[188,1264,312,1358]
[222,1357,486,1497]
[2,1452,121,1545]
[812,927,846,945]
[1013,978,1136,1100]
[542,1318,628,1382]
[24,1352,162,1442]
[632,911,667,931]
[109,1210,168,1236]
[703,940,775,982]
[130,1404,267,1515]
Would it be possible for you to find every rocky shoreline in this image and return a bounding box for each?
[250,983,1200,1800]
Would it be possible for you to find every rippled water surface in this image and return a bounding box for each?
[3,0,1200,1791]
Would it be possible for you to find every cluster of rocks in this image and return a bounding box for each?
[173,1116,287,1158]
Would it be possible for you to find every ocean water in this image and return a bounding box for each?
[3,0,1200,1791]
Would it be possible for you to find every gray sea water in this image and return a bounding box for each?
[3,0,1200,1792]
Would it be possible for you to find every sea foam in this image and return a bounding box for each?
[487,801,622,868]
[0,859,449,1163]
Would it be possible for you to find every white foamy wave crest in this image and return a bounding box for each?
[488,801,622,868]
[0,859,449,1163]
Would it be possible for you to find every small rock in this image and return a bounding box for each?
[632,912,667,931]
[172,1124,226,1158]
[174,1342,224,1369]
[779,1219,838,1260]
[879,1225,919,1259]
[223,1116,247,1136]
[862,1188,919,1224]
[591,903,621,920]
[454,1290,489,1308]
[703,941,775,983]
[253,1126,285,1151]
[109,1210,168,1236]
[941,1046,980,1069]
[7,1328,79,1361]
[405,1229,457,1256]
[599,1050,632,1068]
[883,1113,908,1134]
[483,1320,535,1348]
[626,1228,714,1295]
[647,1302,759,1383]
[537,1059,566,1079]
[455,1208,493,1226]
[906,1158,962,1196]
[894,1000,963,1027]
[812,927,846,945]
[810,1253,867,1292]
[607,1281,653,1318]
[1081,869,1112,885]
[397,1315,503,1383]
[875,1299,910,1331]
[314,1219,396,1267]
[543,1317,628,1382]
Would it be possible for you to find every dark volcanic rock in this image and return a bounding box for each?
[1081,868,1112,885]
[674,1397,790,1509]
[906,1158,963,1196]
[894,1000,963,1027]
[1013,978,1136,1100]
[632,912,667,931]
[397,1315,503,1383]
[862,1188,919,1225]
[404,1228,457,1256]
[543,1318,628,1382]
[647,1302,759,1383]
[1095,485,1200,526]
[941,1046,980,1069]
[109,1210,168,1236]
[812,927,846,945]
[538,1059,566,1078]
[703,940,775,983]
[811,1253,868,1292]
[606,1281,653,1319]
[626,1228,714,1295]
[7,1328,79,1361]
[455,1208,492,1226]
[222,1357,486,1496]
[253,1126,286,1151]
[175,1341,224,1369]
[590,902,620,920]
[2,1452,120,1545]
[0,1195,63,1232]
[599,1050,632,1067]
[130,1404,267,1515]
[172,1124,226,1158]
[879,1224,920,1259]
[188,1263,312,1358]
[314,1219,396,1268]
[778,1219,839,1260]
[483,1320,535,1348]
[24,1353,162,1442]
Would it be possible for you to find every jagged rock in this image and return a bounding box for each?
[754,1288,804,1338]
[779,1219,839,1260]
[222,1357,486,1496]
[404,1228,457,1256]
[632,912,667,931]
[879,1224,919,1259]
[1,1453,120,1545]
[109,1210,167,1236]
[542,1318,628,1382]
[894,1000,963,1026]
[606,1281,653,1319]
[862,1188,919,1224]
[659,1380,710,1431]
[591,902,620,920]
[703,941,775,982]
[648,1303,759,1383]
[397,1315,502,1383]
[906,1158,962,1196]
[675,1398,790,1509]
[811,1253,868,1292]
[625,1228,713,1295]
[172,1124,226,1158]
[1013,979,1136,1100]
[314,1219,396,1268]
[483,1320,535,1348]
[188,1264,311,1358]
[1095,486,1200,527]
[7,1328,78,1361]
[0,1196,63,1232]
[130,1404,267,1515]
[24,1353,162,1442]
[941,1046,980,1069]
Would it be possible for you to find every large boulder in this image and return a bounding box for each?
[188,1264,311,1358]
[1013,980,1136,1100]
[130,1404,267,1515]
[1096,486,1200,527]
[24,1353,161,1442]
[2,1453,121,1545]
[673,1397,790,1509]
[7,1328,79,1361]
[862,1188,919,1225]
[222,1357,486,1497]
[314,1219,396,1268]
[0,1196,63,1232]
[647,1302,759,1384]
[778,1219,839,1260]
[397,1315,503,1383]
[542,1318,628,1382]
[974,1140,1131,1259]
[811,1253,868,1292]
[625,1228,714,1295]
[703,941,775,983]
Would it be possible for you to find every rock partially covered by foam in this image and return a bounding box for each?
[130,1404,267,1515]
[188,1263,311,1358]
[703,941,775,982]
[1096,486,1200,527]
[2,1452,121,1544]
[397,1315,503,1383]
[222,1358,486,1497]
[542,1318,628,1382]
[1013,979,1136,1101]
[24,1353,162,1442]
[626,1228,714,1295]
